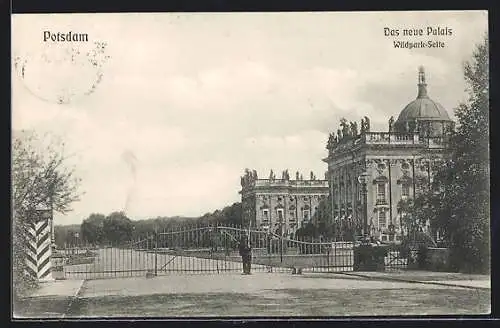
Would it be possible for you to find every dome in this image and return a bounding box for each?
[396,67,451,124]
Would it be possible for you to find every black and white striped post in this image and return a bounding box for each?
[25,206,54,282]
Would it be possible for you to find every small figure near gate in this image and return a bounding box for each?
[239,234,252,274]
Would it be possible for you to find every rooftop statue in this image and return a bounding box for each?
[350,121,358,137]
[340,118,349,138]
[310,171,316,180]
[363,116,370,132]
[388,116,395,132]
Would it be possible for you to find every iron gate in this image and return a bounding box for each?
[59,224,355,280]
[384,244,414,270]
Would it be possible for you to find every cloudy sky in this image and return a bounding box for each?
[12,11,487,225]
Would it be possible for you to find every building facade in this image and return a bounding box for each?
[323,67,454,243]
[240,169,329,237]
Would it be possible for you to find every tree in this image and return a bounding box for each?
[54,224,81,248]
[439,35,489,273]
[407,35,490,273]
[12,131,82,298]
[102,211,134,245]
[81,213,106,245]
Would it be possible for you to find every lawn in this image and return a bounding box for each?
[66,288,490,317]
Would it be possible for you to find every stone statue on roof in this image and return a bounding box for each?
[388,116,395,132]
[269,169,275,181]
[350,121,358,137]
[340,118,349,137]
[282,169,290,180]
[363,116,370,132]
[310,171,316,180]
[327,133,334,149]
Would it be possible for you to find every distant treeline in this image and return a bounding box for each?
[54,202,242,247]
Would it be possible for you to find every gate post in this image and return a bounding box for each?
[25,212,54,282]
[280,235,283,263]
[154,229,158,276]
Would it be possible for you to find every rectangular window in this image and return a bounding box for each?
[262,209,269,221]
[402,184,410,198]
[289,212,296,221]
[381,235,388,241]
[347,183,352,203]
[303,210,310,220]
[377,184,386,202]
[277,209,284,220]
[378,211,387,229]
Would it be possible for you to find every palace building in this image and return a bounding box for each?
[240,169,329,236]
[323,67,454,243]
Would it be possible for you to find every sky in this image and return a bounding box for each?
[11,11,488,225]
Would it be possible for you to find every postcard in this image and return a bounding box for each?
[11,11,490,319]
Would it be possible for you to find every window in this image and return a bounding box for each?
[303,210,310,220]
[378,211,387,229]
[381,235,388,241]
[377,184,386,202]
[402,184,410,198]
[289,212,296,221]
[262,209,269,221]
[277,209,284,220]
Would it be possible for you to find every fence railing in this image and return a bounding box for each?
[55,224,361,279]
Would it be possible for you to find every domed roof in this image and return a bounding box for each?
[396,67,451,123]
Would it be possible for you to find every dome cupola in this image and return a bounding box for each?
[394,66,453,136]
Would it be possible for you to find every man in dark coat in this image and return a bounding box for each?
[239,234,252,274]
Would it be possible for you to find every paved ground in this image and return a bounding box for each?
[339,271,491,289]
[13,270,491,318]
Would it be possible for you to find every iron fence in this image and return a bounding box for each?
[57,224,355,280]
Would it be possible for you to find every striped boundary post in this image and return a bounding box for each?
[25,214,54,282]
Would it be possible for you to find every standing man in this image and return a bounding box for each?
[239,234,252,274]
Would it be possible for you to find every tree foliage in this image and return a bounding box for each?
[53,224,81,248]
[75,203,242,246]
[405,35,490,273]
[102,212,134,245]
[81,213,106,244]
[12,131,82,298]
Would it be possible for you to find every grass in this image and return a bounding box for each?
[65,288,490,317]
[13,296,74,318]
